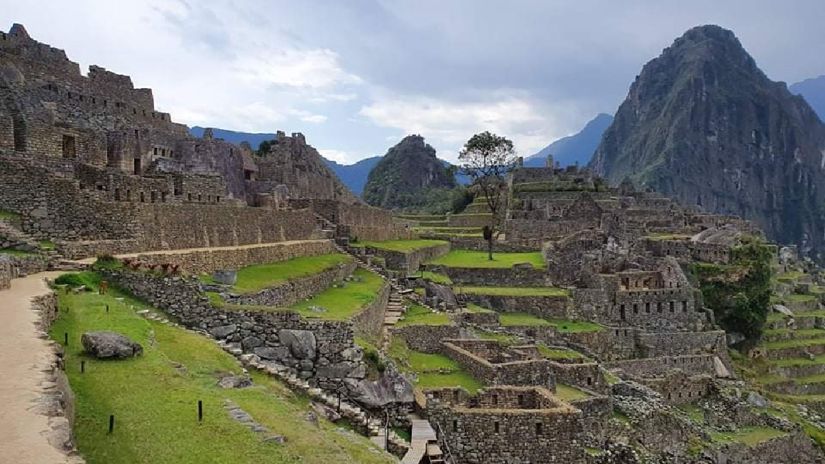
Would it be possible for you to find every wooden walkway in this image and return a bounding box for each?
[401,418,439,464]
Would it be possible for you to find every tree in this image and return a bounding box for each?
[458,131,518,260]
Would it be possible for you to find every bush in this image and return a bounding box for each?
[92,254,122,270]
[54,272,100,290]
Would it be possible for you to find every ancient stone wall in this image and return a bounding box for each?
[460,293,571,320]
[441,265,551,287]
[226,261,356,307]
[391,325,464,353]
[364,242,450,274]
[289,199,415,241]
[643,372,713,404]
[351,279,390,343]
[0,256,14,289]
[441,340,556,388]
[427,387,588,464]
[607,355,716,378]
[447,237,538,252]
[101,269,367,392]
[133,240,335,275]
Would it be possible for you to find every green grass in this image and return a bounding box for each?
[457,286,568,297]
[499,312,550,327]
[678,404,705,423]
[555,384,590,401]
[52,277,393,464]
[356,239,448,253]
[388,338,481,393]
[644,233,692,241]
[0,248,37,257]
[0,209,20,221]
[39,240,56,250]
[537,345,586,361]
[785,293,817,303]
[770,354,825,368]
[428,250,545,269]
[421,271,453,285]
[710,426,787,447]
[546,319,604,333]
[412,226,482,234]
[465,303,495,314]
[777,271,806,283]
[201,254,352,294]
[290,268,384,320]
[473,329,520,345]
[396,303,451,327]
[764,336,825,350]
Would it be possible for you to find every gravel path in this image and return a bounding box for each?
[0,272,81,463]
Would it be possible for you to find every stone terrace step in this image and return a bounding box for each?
[763,328,825,343]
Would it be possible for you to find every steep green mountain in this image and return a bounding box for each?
[591,25,825,260]
[525,113,613,168]
[791,75,825,122]
[363,135,458,211]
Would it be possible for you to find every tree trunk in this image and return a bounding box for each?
[487,235,493,261]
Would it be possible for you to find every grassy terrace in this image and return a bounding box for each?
[763,336,825,350]
[201,253,352,294]
[776,271,807,282]
[499,312,550,327]
[555,384,590,402]
[456,286,568,297]
[421,271,452,285]
[51,276,393,464]
[210,268,385,321]
[538,345,587,361]
[785,293,817,303]
[0,209,20,221]
[389,339,482,393]
[354,239,448,253]
[709,426,787,447]
[289,268,384,320]
[396,303,451,327]
[644,233,692,241]
[428,250,545,269]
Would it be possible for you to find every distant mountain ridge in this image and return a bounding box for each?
[525,113,613,168]
[790,75,825,122]
[591,24,825,260]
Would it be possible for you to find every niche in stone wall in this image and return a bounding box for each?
[133,158,141,175]
[62,134,76,158]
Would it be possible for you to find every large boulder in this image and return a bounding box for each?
[278,329,316,359]
[346,365,414,408]
[81,331,143,359]
[424,281,458,310]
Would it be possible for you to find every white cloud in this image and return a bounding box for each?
[318,149,358,164]
[359,94,573,161]
[233,49,362,89]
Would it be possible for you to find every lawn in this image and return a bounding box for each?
[420,271,453,285]
[546,319,603,333]
[396,303,451,327]
[0,209,20,221]
[51,276,393,464]
[710,426,787,447]
[428,250,545,269]
[555,384,590,402]
[388,338,482,393]
[0,248,38,257]
[499,312,550,327]
[764,336,825,350]
[537,345,587,361]
[356,239,448,253]
[777,271,806,283]
[785,293,817,303]
[202,253,353,294]
[457,286,568,297]
[465,303,495,314]
[290,268,385,320]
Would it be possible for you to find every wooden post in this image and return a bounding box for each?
[198,400,203,422]
[80,361,85,373]
[64,332,68,346]
[108,415,114,434]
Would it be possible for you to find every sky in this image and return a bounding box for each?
[3,0,825,164]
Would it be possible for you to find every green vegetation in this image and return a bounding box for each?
[537,345,587,361]
[785,293,817,303]
[764,336,825,350]
[420,271,452,285]
[54,271,100,290]
[290,268,384,320]
[388,338,482,393]
[202,254,352,294]
[456,286,568,297]
[465,303,495,313]
[498,312,550,327]
[691,237,772,346]
[428,249,545,269]
[0,209,21,221]
[396,303,451,327]
[355,239,448,253]
[473,329,520,345]
[555,384,590,401]
[0,248,36,256]
[91,255,122,271]
[39,240,56,250]
[776,271,806,283]
[52,275,393,464]
[709,426,787,447]
[545,319,603,333]
[644,233,692,241]
[678,404,705,423]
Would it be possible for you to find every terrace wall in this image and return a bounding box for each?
[226,261,357,307]
[132,240,336,274]
[442,266,551,287]
[101,269,368,393]
[460,293,571,320]
[364,242,450,274]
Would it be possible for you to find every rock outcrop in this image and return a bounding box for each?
[363,135,457,209]
[591,25,825,260]
[81,331,143,359]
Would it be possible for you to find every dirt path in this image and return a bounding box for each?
[0,271,81,464]
[71,239,331,265]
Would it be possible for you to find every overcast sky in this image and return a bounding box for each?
[3,0,825,163]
